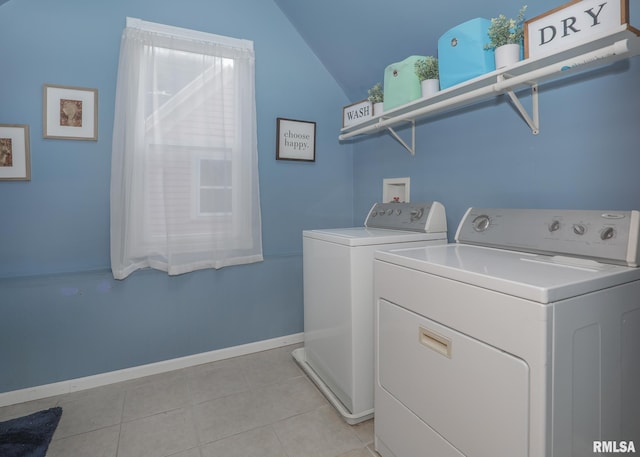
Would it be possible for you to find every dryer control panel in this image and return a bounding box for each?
[365,202,447,233]
[456,208,640,267]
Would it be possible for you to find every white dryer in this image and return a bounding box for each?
[293,202,447,424]
[374,208,640,457]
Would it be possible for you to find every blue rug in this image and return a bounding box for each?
[0,407,62,457]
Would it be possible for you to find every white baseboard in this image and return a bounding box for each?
[0,333,304,408]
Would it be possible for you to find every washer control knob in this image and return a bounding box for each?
[601,227,615,240]
[386,209,393,216]
[395,209,402,215]
[472,215,491,232]
[549,220,561,232]
[410,208,424,221]
[573,224,586,236]
[370,211,377,217]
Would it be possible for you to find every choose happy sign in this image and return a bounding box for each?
[276,118,316,162]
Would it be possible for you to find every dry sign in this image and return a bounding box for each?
[525,0,639,58]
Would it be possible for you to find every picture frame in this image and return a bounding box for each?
[43,84,98,140]
[276,117,316,162]
[0,124,31,181]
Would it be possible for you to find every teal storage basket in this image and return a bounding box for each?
[438,18,495,90]
[383,55,425,112]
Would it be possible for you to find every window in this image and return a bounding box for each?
[110,18,262,279]
[196,155,233,217]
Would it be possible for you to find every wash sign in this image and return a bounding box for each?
[524,0,639,58]
[342,100,372,128]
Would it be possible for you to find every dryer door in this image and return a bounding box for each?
[378,299,529,457]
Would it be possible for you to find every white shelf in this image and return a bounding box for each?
[339,26,640,154]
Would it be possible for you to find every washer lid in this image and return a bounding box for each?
[303,227,446,246]
[375,244,640,303]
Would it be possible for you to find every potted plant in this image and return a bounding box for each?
[367,82,384,116]
[485,5,527,69]
[414,56,440,98]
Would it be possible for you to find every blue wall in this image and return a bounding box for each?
[2,0,639,396]
[0,0,353,393]
[353,59,640,235]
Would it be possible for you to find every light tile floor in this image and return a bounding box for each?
[0,344,379,457]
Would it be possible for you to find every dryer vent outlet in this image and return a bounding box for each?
[383,177,410,203]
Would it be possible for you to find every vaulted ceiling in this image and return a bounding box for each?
[6,0,624,102]
[273,0,565,101]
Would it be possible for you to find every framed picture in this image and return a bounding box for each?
[43,84,98,140]
[0,124,31,181]
[276,117,316,162]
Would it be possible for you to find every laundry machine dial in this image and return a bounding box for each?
[573,224,586,235]
[472,215,491,232]
[549,220,561,232]
[601,227,615,240]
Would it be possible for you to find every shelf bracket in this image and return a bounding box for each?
[499,74,540,135]
[385,119,415,155]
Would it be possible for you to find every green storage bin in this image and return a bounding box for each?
[383,55,425,112]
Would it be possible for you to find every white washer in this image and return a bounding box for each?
[374,208,640,457]
[293,202,447,424]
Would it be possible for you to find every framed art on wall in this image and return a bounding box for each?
[276,117,316,162]
[43,84,98,140]
[0,124,31,181]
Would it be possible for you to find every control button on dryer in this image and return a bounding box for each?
[601,213,625,219]
[601,227,615,240]
[549,220,561,232]
[573,224,586,236]
[472,215,491,232]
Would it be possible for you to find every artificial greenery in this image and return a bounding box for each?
[414,56,439,81]
[485,5,528,50]
[367,82,384,103]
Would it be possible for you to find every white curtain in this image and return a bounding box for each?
[110,18,262,279]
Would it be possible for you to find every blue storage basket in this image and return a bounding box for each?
[438,18,496,90]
